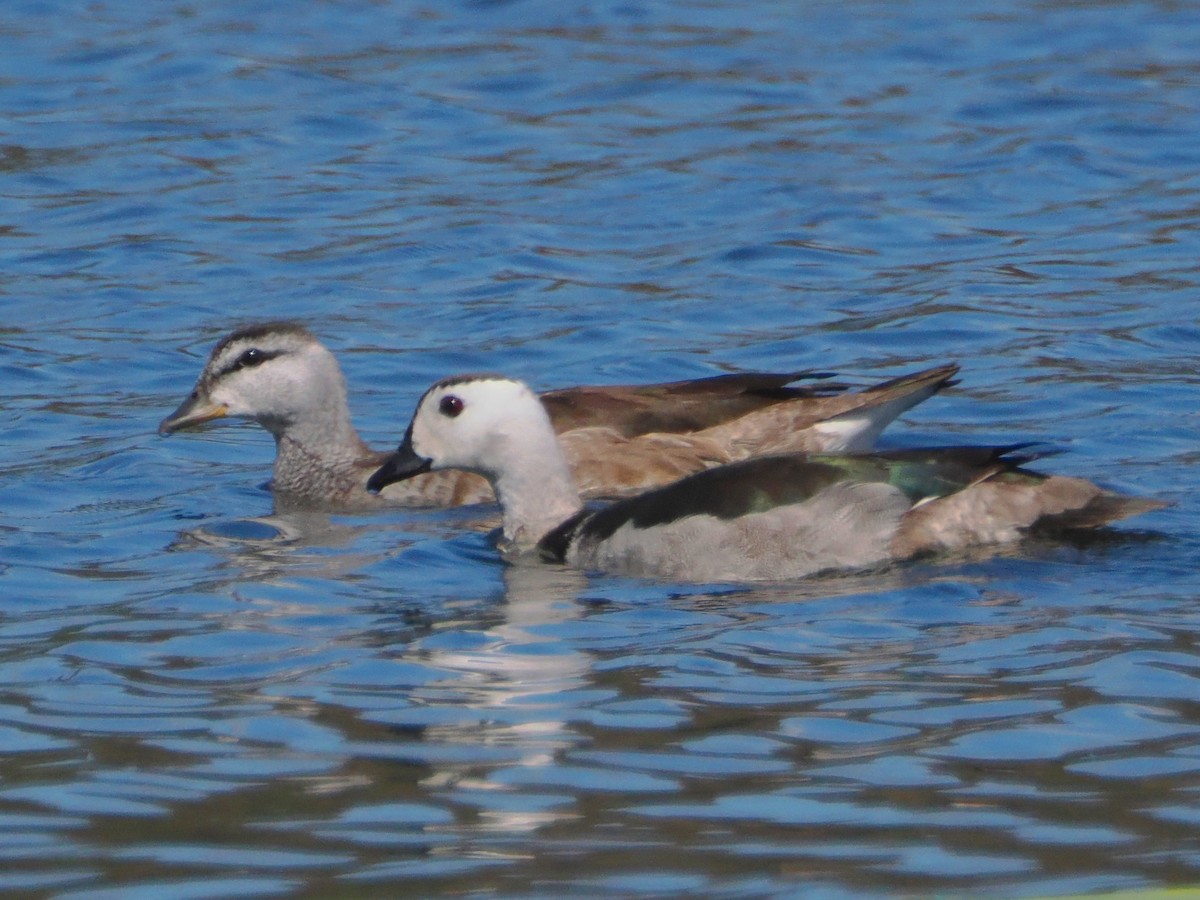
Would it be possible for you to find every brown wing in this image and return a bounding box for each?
[555,364,961,500]
[540,371,840,438]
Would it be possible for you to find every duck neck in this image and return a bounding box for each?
[491,444,584,554]
[270,401,372,500]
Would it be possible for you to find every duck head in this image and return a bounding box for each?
[159,321,349,439]
[368,375,551,491]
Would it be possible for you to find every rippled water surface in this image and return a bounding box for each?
[3,0,1199,896]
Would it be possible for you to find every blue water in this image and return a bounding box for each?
[2,0,1199,896]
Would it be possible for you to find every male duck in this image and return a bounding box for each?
[159,321,957,511]
[367,375,1166,583]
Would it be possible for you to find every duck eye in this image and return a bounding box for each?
[238,348,265,368]
[439,395,464,418]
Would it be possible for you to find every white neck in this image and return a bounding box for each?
[491,441,584,553]
[413,377,586,550]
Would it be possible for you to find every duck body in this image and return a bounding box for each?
[367,376,1165,583]
[541,448,1159,582]
[160,321,958,511]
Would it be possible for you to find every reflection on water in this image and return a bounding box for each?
[1,0,1198,895]
[169,510,409,584]
[0,502,1197,894]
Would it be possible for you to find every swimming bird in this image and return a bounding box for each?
[366,375,1166,582]
[159,321,957,511]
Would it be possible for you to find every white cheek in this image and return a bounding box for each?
[410,419,447,464]
[207,379,241,411]
[217,372,264,415]
[425,410,488,469]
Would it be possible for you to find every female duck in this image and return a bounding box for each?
[367,375,1165,583]
[159,321,958,511]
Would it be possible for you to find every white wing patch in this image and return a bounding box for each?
[809,416,876,452]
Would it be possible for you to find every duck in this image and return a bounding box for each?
[365,375,1166,583]
[159,321,958,511]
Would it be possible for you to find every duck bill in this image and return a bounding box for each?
[158,393,229,435]
[367,436,432,493]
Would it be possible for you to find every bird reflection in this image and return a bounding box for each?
[166,489,501,584]
[394,562,592,834]
[167,508,399,582]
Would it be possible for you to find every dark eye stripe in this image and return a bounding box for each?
[215,347,284,380]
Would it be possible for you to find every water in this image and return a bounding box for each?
[2,0,1198,895]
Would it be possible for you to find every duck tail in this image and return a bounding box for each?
[792,363,961,454]
[1032,490,1171,532]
